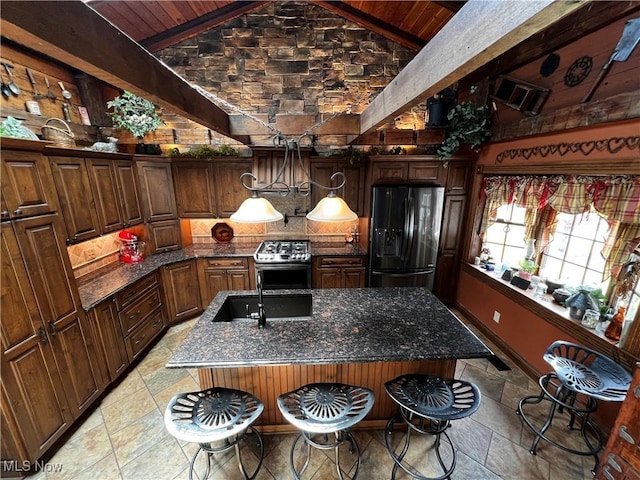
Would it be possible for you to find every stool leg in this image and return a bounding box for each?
[290,432,311,480]
[190,445,212,480]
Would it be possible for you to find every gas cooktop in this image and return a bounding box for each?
[254,240,311,263]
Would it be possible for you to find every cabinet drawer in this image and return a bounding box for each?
[125,309,165,362]
[119,287,162,334]
[115,273,159,310]
[318,256,365,267]
[202,258,249,270]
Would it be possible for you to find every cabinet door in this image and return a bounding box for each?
[162,260,202,325]
[433,195,467,303]
[214,161,251,217]
[343,268,366,288]
[198,269,228,308]
[252,149,310,193]
[49,156,100,244]
[173,162,216,218]
[314,269,341,289]
[136,160,178,222]
[1,149,58,219]
[88,300,128,384]
[1,222,71,461]
[227,271,251,292]
[370,162,408,184]
[408,162,445,185]
[86,159,125,233]
[146,219,182,254]
[13,214,101,417]
[113,160,143,226]
[445,162,471,194]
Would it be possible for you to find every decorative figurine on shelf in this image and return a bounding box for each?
[85,136,118,153]
[605,306,626,341]
[565,288,599,320]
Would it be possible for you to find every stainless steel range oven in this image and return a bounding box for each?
[254,240,312,289]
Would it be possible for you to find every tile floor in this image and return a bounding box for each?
[24,313,599,480]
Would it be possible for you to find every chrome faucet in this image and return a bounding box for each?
[247,271,267,328]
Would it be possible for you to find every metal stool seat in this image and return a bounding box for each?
[384,374,481,480]
[164,387,264,480]
[277,383,375,480]
[517,341,631,474]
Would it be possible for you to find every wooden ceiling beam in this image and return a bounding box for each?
[311,1,425,51]
[359,0,591,136]
[0,1,244,142]
[139,1,269,52]
[430,1,467,13]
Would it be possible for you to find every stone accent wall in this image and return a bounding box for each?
[157,1,421,141]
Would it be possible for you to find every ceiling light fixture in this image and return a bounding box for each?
[230,133,357,223]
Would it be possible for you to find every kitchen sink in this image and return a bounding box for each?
[214,294,313,322]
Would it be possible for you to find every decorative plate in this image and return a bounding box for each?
[211,222,234,243]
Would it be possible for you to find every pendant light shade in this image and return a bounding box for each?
[306,192,357,222]
[230,193,283,223]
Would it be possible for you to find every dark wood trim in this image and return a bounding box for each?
[140,2,269,52]
[460,263,638,371]
[311,1,425,51]
[431,1,467,13]
[480,158,639,175]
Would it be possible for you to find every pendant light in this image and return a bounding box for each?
[231,133,358,223]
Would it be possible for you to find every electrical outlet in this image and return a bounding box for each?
[493,310,501,323]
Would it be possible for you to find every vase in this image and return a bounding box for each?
[525,238,536,260]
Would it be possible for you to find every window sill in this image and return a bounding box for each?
[461,263,638,370]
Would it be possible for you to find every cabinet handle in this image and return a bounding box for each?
[619,425,636,445]
[602,466,615,480]
[634,385,640,399]
[130,310,141,319]
[47,322,57,336]
[134,334,146,346]
[1,211,9,218]
[607,454,622,472]
[13,208,22,216]
[39,326,48,344]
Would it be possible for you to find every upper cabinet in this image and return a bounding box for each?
[49,149,143,244]
[1,141,58,220]
[136,157,178,223]
[310,159,365,217]
[369,157,447,186]
[172,158,251,218]
[252,147,311,193]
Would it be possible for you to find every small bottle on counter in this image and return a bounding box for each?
[604,306,626,341]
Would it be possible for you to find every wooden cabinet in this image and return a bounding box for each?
[136,158,178,222]
[597,363,640,480]
[310,160,365,216]
[197,257,253,307]
[369,158,446,186]
[1,221,71,463]
[87,299,128,385]
[1,143,58,220]
[161,260,202,325]
[86,158,143,231]
[115,273,166,363]
[172,159,251,218]
[12,214,102,416]
[252,147,310,193]
[145,219,182,254]
[434,195,468,303]
[312,255,366,289]
[49,156,101,244]
[445,161,471,194]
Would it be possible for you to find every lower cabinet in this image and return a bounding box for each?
[115,273,166,363]
[161,260,202,325]
[87,299,129,386]
[312,255,366,289]
[197,257,253,308]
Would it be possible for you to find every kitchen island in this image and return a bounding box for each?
[168,287,492,432]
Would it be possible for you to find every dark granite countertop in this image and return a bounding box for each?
[76,242,367,311]
[167,287,492,368]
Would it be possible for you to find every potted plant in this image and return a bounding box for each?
[436,99,491,159]
[518,258,538,280]
[106,91,164,153]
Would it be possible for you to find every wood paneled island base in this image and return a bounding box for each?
[198,359,456,433]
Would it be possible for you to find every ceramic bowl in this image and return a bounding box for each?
[552,288,571,304]
[545,279,565,294]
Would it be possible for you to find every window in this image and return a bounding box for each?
[540,210,609,291]
[483,203,528,266]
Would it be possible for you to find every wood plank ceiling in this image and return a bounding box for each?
[86,0,462,52]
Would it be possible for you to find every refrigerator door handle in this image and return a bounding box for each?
[371,269,434,277]
[400,193,412,264]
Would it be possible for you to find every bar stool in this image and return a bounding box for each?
[164,387,264,480]
[517,341,631,474]
[384,374,481,480]
[277,383,375,479]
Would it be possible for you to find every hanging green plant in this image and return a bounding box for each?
[106,91,164,139]
[437,101,491,159]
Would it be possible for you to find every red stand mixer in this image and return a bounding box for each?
[118,231,145,263]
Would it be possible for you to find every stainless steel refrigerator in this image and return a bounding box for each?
[369,185,444,290]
